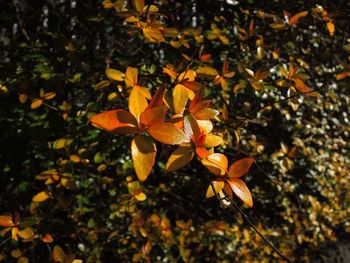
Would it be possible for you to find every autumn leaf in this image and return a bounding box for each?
[206,181,225,198]
[228,157,254,178]
[147,122,190,145]
[89,109,139,134]
[131,135,156,182]
[166,146,194,172]
[106,68,124,81]
[201,153,228,176]
[53,245,66,262]
[17,228,34,240]
[129,85,151,122]
[32,191,50,202]
[225,179,253,207]
[0,215,14,227]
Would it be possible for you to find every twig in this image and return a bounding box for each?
[0,236,11,248]
[207,175,292,262]
[42,102,60,111]
[232,89,321,129]
[11,0,31,42]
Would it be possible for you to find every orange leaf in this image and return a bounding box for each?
[289,11,308,26]
[206,181,225,198]
[148,87,166,109]
[195,147,211,159]
[201,153,228,176]
[89,109,139,134]
[31,98,43,109]
[42,233,54,243]
[228,157,254,178]
[327,21,335,37]
[53,245,66,262]
[140,105,167,127]
[166,146,194,172]
[226,179,253,207]
[0,215,14,227]
[147,122,190,145]
[336,71,350,80]
[131,135,156,182]
[32,191,50,202]
[129,86,151,122]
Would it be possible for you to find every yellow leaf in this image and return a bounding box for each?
[125,67,138,87]
[203,134,223,148]
[31,98,43,109]
[128,86,151,122]
[42,92,56,100]
[107,92,118,101]
[131,135,156,182]
[32,191,50,202]
[106,68,124,81]
[18,227,34,240]
[147,122,190,145]
[166,146,194,172]
[11,249,22,258]
[206,181,225,198]
[132,0,144,14]
[72,260,83,263]
[143,27,165,42]
[94,80,110,90]
[89,109,139,134]
[18,257,29,263]
[0,215,14,227]
[173,84,191,114]
[134,192,147,201]
[53,245,66,262]
[51,138,69,149]
[195,108,219,120]
[196,66,218,76]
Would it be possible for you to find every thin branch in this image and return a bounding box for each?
[11,0,31,42]
[0,236,11,248]
[231,89,322,129]
[207,175,292,263]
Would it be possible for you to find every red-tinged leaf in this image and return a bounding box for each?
[206,181,225,198]
[200,54,212,62]
[166,146,194,172]
[222,104,229,121]
[289,11,308,26]
[190,100,211,115]
[53,245,66,262]
[228,157,254,178]
[173,84,191,114]
[195,108,219,120]
[202,153,228,176]
[195,147,211,159]
[183,113,201,144]
[89,109,139,134]
[0,215,14,227]
[294,78,319,96]
[42,233,54,243]
[147,122,190,145]
[222,58,229,74]
[269,23,286,30]
[181,81,203,91]
[131,135,156,182]
[336,71,350,80]
[226,179,253,207]
[129,85,151,122]
[148,87,166,109]
[169,114,183,130]
[125,67,138,87]
[140,105,167,127]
